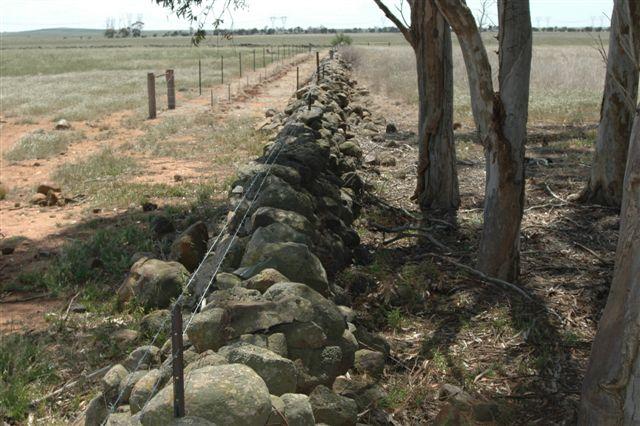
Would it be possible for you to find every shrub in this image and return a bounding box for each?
[331,33,353,46]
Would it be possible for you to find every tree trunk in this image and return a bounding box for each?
[579,103,640,425]
[412,2,460,215]
[477,0,532,280]
[579,2,640,422]
[372,0,459,216]
[579,0,639,208]
[435,0,531,281]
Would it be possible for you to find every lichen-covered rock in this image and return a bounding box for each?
[187,308,227,352]
[123,346,160,371]
[139,364,271,426]
[333,375,387,411]
[242,268,289,293]
[309,385,358,426]
[219,344,297,396]
[102,364,129,402]
[267,395,286,426]
[281,393,316,426]
[129,368,168,414]
[205,286,262,308]
[81,392,108,426]
[214,272,241,290]
[240,243,329,295]
[184,350,227,374]
[117,258,188,310]
[241,223,311,266]
[139,310,170,338]
[339,142,363,158]
[169,221,209,272]
[118,371,147,404]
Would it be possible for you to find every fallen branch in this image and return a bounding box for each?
[426,253,533,301]
[573,242,609,266]
[370,223,452,252]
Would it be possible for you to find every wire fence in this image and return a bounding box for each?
[102,54,332,423]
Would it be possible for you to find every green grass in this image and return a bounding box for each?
[4,130,84,161]
[0,334,57,421]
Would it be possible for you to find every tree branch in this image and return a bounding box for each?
[373,0,414,45]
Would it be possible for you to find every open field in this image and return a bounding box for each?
[0,30,618,424]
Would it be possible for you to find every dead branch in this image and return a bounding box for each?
[370,223,452,252]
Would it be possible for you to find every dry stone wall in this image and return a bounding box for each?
[80,54,391,426]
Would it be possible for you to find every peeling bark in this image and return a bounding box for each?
[435,0,531,280]
[411,1,459,215]
[579,0,639,208]
[373,0,459,215]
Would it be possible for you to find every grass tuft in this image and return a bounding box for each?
[5,130,84,161]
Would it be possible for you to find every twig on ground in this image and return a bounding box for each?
[573,242,609,266]
[370,223,452,252]
[1,293,52,304]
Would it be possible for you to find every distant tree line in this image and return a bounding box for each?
[105,25,611,39]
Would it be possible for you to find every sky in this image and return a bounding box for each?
[0,0,614,33]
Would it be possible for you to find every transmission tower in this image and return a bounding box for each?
[280,16,287,31]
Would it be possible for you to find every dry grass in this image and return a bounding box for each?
[4,130,85,161]
[348,36,605,126]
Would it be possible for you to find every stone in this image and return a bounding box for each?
[36,183,61,195]
[239,243,329,296]
[250,207,315,237]
[205,286,262,308]
[353,328,390,357]
[130,369,166,414]
[112,329,139,349]
[339,142,363,158]
[102,364,129,402]
[214,272,242,290]
[354,349,385,378]
[169,417,216,425]
[118,371,147,404]
[267,395,286,425]
[250,177,315,219]
[299,107,324,129]
[123,346,160,371]
[104,412,140,426]
[337,306,355,323]
[264,282,346,341]
[83,392,109,426]
[273,321,328,349]
[219,344,297,396]
[267,333,288,358]
[139,364,271,426]
[438,383,473,405]
[187,308,227,352]
[289,346,344,393]
[55,119,71,130]
[309,385,358,426]
[386,123,397,133]
[241,223,311,266]
[150,215,175,238]
[139,310,170,338]
[117,258,188,310]
[333,375,387,411]
[184,350,227,374]
[242,268,289,293]
[169,221,209,272]
[281,393,315,426]
[30,193,48,205]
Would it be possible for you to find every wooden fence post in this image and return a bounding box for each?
[171,306,185,418]
[198,59,202,95]
[239,52,242,78]
[221,56,224,84]
[227,84,231,102]
[316,52,320,84]
[296,66,299,91]
[253,49,256,71]
[166,69,175,110]
[263,47,266,68]
[147,73,156,119]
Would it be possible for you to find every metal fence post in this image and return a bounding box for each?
[147,73,156,119]
[171,306,185,418]
[198,59,202,95]
[316,52,320,84]
[239,52,242,78]
[221,56,224,84]
[253,49,256,71]
[296,66,299,91]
